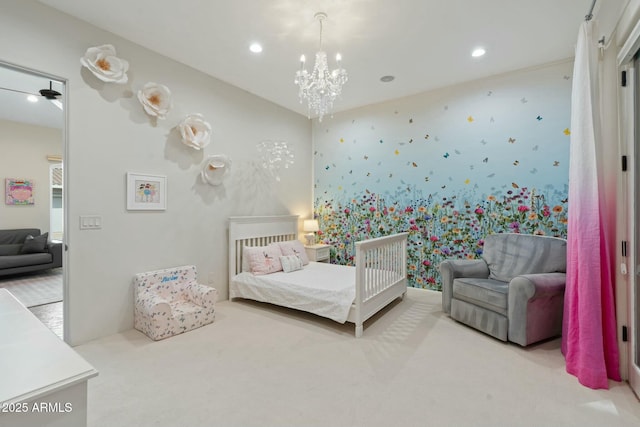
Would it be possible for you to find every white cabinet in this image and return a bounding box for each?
[305,244,331,263]
[0,289,98,427]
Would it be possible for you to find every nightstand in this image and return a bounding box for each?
[305,244,331,263]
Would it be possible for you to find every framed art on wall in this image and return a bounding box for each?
[126,173,166,211]
[5,178,34,205]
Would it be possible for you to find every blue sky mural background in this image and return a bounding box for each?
[312,60,572,289]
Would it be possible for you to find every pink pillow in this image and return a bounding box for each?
[273,240,309,265]
[244,245,283,275]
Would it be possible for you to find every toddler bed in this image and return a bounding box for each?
[228,215,408,337]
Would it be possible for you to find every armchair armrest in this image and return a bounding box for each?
[508,272,566,346]
[185,282,218,309]
[438,259,489,314]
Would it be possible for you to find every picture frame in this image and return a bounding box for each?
[126,172,167,211]
[5,178,34,205]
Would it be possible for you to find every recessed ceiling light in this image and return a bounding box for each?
[249,43,263,53]
[27,95,38,103]
[472,48,486,58]
[380,75,395,83]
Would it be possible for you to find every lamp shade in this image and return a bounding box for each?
[303,219,319,232]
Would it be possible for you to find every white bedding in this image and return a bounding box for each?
[230,261,356,323]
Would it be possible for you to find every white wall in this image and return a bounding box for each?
[0,1,312,345]
[0,119,62,232]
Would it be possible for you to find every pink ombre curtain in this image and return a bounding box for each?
[561,20,620,389]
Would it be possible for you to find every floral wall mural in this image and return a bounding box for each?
[312,61,572,290]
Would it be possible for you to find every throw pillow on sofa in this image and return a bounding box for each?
[20,232,48,254]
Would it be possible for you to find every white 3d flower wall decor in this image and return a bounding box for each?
[80,44,129,84]
[201,155,231,186]
[137,82,172,119]
[178,114,212,150]
[257,140,295,182]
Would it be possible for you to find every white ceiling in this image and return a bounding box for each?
[0,65,64,129]
[0,1,626,128]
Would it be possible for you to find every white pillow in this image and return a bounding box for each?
[243,245,283,275]
[273,240,309,265]
[280,255,304,273]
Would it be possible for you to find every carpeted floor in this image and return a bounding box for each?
[74,287,640,427]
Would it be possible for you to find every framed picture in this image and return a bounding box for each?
[126,173,167,211]
[5,178,34,205]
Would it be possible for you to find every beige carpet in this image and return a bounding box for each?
[75,288,640,427]
[0,268,62,307]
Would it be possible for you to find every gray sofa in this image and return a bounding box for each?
[0,229,62,277]
[439,233,567,346]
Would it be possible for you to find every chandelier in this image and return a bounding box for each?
[294,12,348,122]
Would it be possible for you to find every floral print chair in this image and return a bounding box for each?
[134,265,217,340]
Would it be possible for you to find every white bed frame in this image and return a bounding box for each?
[228,215,408,337]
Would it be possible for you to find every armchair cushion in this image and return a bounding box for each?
[482,233,567,282]
[439,259,489,314]
[453,277,508,316]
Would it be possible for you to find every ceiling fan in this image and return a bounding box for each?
[0,80,63,109]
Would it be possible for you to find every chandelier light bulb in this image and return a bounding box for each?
[336,53,342,62]
[300,54,306,63]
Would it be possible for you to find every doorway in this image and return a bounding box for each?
[0,62,67,340]
[631,58,640,396]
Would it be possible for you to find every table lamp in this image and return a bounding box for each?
[303,219,319,245]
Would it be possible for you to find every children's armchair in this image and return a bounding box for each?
[134,265,217,340]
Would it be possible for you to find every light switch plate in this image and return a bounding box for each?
[79,215,102,230]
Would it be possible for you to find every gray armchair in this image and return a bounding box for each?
[439,233,567,346]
